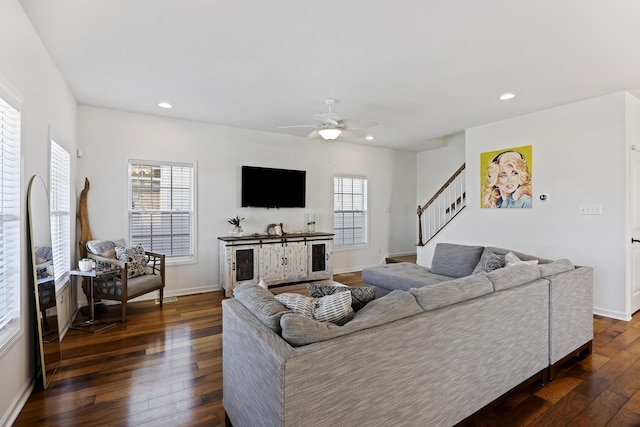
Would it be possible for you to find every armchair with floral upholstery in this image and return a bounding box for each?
[85,239,165,323]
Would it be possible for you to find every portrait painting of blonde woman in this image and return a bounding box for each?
[480,145,532,209]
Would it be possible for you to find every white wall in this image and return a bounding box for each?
[418,92,632,320]
[0,0,78,424]
[76,106,417,295]
[417,132,466,207]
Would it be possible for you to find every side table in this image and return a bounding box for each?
[70,269,117,333]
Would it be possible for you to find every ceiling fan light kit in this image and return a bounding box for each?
[318,128,342,140]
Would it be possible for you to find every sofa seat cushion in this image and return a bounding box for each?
[280,290,422,346]
[431,243,485,278]
[362,262,451,291]
[233,283,291,332]
[410,275,493,311]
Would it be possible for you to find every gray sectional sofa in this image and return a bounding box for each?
[222,243,593,426]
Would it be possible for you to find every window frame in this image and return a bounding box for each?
[332,174,369,249]
[126,159,197,265]
[49,136,71,289]
[0,82,22,357]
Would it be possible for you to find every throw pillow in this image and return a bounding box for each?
[504,251,539,267]
[472,252,505,274]
[116,244,152,278]
[274,293,316,318]
[314,291,354,325]
[306,283,376,311]
[275,292,354,325]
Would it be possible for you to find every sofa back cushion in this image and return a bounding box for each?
[233,283,291,332]
[481,264,541,291]
[430,243,485,278]
[280,290,422,346]
[537,259,574,277]
[409,275,493,311]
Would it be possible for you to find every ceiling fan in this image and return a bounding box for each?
[279,99,378,141]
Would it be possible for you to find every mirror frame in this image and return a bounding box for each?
[27,175,61,389]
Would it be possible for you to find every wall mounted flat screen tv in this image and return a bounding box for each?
[241,166,306,208]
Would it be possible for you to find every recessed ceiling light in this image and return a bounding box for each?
[158,102,172,109]
[499,93,516,101]
[365,135,374,141]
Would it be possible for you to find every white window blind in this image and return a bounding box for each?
[128,160,194,261]
[50,139,70,285]
[333,175,368,247]
[0,94,21,352]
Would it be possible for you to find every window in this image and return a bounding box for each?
[0,93,21,353]
[128,160,195,263]
[333,175,368,247]
[50,139,71,286]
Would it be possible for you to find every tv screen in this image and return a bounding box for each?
[241,166,306,208]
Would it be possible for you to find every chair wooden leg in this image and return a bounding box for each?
[121,301,127,323]
[159,288,164,307]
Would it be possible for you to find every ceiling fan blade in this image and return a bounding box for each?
[307,129,322,139]
[278,124,317,129]
[313,113,340,126]
[340,129,365,139]
[339,119,378,130]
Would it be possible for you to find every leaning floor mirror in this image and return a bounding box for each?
[27,175,61,389]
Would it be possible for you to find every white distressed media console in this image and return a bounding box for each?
[218,232,334,296]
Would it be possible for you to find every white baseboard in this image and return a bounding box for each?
[1,376,34,427]
[592,306,630,321]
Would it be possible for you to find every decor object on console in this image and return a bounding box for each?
[227,215,244,236]
[85,239,165,322]
[305,213,316,232]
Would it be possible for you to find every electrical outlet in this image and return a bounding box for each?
[578,204,602,215]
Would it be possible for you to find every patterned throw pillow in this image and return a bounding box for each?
[275,292,354,325]
[504,251,539,267]
[306,284,376,311]
[116,245,152,278]
[472,253,505,274]
[274,293,316,318]
[314,291,354,325]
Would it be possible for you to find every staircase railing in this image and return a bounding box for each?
[417,164,466,246]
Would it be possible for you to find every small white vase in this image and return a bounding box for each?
[79,259,93,272]
[231,225,243,237]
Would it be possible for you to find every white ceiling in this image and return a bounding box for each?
[18,0,640,151]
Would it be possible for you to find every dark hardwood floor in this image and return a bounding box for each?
[13,272,640,426]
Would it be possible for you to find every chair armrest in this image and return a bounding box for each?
[144,251,165,277]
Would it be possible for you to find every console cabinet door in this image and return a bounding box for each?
[307,240,333,279]
[259,244,285,283]
[284,241,307,280]
[220,243,258,296]
[234,246,258,284]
